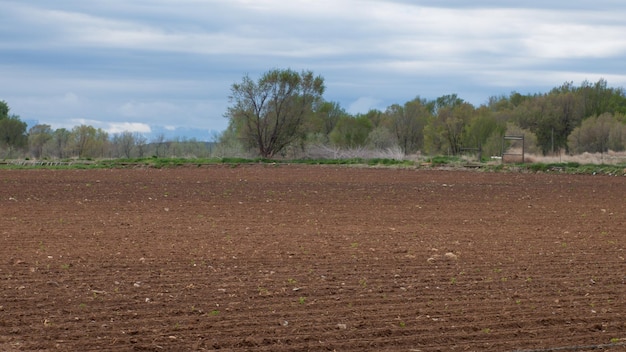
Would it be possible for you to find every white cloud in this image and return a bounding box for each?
[107,122,152,134]
[66,118,151,134]
[2,0,626,136]
[69,118,103,128]
[523,23,626,59]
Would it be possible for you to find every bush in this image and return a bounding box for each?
[568,113,626,154]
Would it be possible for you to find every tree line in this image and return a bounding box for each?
[0,101,214,159]
[2,71,626,160]
[224,70,626,159]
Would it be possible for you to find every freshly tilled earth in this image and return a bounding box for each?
[0,165,624,351]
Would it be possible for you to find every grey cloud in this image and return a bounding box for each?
[1,0,626,138]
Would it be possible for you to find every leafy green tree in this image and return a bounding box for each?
[0,101,28,156]
[568,113,626,153]
[329,115,372,148]
[311,101,345,137]
[385,97,430,154]
[226,69,325,158]
[520,83,585,154]
[422,116,444,155]
[509,92,532,108]
[431,94,464,114]
[423,95,469,155]
[553,89,585,151]
[0,100,9,119]
[462,106,505,159]
[70,125,109,158]
[514,95,562,154]
[71,125,96,158]
[578,79,626,117]
[302,101,349,147]
[427,101,474,155]
[360,109,384,128]
[49,128,71,159]
[608,114,626,151]
[28,124,53,159]
[0,117,28,156]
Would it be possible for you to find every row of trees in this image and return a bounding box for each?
[224,70,626,158]
[0,101,214,159]
[3,72,626,160]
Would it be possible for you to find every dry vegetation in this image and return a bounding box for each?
[525,150,626,165]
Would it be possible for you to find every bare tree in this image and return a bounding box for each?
[153,133,166,157]
[135,133,147,157]
[112,131,136,158]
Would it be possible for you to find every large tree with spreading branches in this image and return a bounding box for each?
[226,69,325,157]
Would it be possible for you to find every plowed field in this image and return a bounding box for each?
[1,165,624,351]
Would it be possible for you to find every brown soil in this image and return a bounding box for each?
[1,165,624,351]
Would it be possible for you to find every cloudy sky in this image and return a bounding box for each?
[2,1,626,140]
